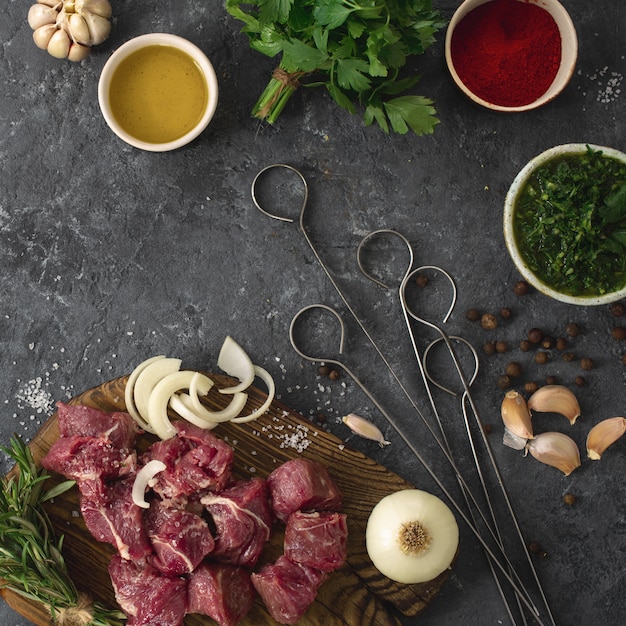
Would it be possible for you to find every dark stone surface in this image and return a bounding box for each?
[1,1,624,625]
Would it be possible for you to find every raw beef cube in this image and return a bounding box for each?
[202,477,272,567]
[266,458,343,522]
[109,555,187,626]
[284,511,348,571]
[80,475,152,560]
[56,402,139,449]
[146,500,215,576]
[143,423,233,499]
[251,555,328,625]
[42,434,136,498]
[187,561,255,626]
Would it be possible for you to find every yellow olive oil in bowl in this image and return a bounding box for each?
[99,34,218,152]
[504,144,626,305]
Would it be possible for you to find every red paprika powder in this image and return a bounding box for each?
[450,0,562,107]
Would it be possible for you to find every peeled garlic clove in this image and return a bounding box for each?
[67,13,91,45]
[342,413,390,447]
[526,432,581,476]
[586,417,626,460]
[47,28,71,58]
[28,3,58,29]
[500,390,534,441]
[527,385,581,425]
[82,11,111,46]
[67,41,91,62]
[33,23,58,50]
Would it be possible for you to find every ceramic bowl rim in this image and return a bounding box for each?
[444,0,578,112]
[98,33,219,152]
[503,143,626,306]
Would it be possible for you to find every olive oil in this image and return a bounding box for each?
[108,44,208,144]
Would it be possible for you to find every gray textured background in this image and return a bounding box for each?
[1,1,624,625]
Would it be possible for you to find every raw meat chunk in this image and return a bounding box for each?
[266,458,343,522]
[56,402,139,449]
[143,422,233,499]
[42,434,136,498]
[145,500,215,576]
[187,561,255,626]
[251,555,327,625]
[108,555,187,626]
[80,475,152,560]
[284,511,348,571]
[202,477,272,567]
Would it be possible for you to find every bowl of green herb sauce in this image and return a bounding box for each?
[504,144,626,305]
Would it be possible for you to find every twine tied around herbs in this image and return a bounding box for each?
[53,594,94,626]
[256,68,305,119]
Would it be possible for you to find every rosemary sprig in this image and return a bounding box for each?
[0,435,126,626]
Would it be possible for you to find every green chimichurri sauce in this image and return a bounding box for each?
[513,147,626,297]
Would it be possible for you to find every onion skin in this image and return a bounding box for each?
[366,489,459,584]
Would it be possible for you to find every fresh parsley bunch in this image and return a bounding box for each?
[225,0,446,135]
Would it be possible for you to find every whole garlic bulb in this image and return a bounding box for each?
[28,0,112,61]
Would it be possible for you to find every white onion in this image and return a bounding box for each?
[132,460,166,509]
[230,365,275,423]
[132,357,182,429]
[366,489,459,584]
[124,355,165,434]
[217,336,256,394]
[188,371,248,422]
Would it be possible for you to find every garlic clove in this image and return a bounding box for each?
[33,23,58,50]
[67,41,91,62]
[82,11,111,46]
[342,413,390,447]
[586,417,626,460]
[67,13,91,45]
[47,28,71,58]
[527,385,581,425]
[77,0,112,19]
[28,4,58,30]
[526,432,581,476]
[502,426,528,451]
[500,390,534,441]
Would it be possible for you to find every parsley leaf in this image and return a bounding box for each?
[226,0,446,135]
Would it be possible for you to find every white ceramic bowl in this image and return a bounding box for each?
[504,144,626,305]
[98,33,219,152]
[445,0,578,112]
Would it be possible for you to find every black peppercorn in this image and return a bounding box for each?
[527,328,543,344]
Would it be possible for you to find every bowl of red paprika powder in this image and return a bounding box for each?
[445,0,578,111]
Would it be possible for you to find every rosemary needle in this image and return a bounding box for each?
[0,435,125,626]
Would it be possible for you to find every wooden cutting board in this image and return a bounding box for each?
[1,373,452,625]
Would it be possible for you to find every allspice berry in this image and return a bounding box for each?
[541,336,555,349]
[519,339,532,352]
[611,326,626,340]
[505,361,522,377]
[513,280,530,295]
[500,307,513,320]
[481,313,498,330]
[555,337,568,351]
[622,354,626,365]
[524,381,539,394]
[545,375,558,385]
[495,341,508,353]
[562,352,575,362]
[535,351,549,364]
[466,308,481,322]
[527,328,543,344]
[497,375,512,390]
[609,302,625,317]
[483,341,497,355]
[575,376,586,386]
[329,369,341,381]
[566,322,580,337]
[563,493,576,506]
[318,364,331,377]
[580,358,594,371]
[415,273,429,287]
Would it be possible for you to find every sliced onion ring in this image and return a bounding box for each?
[148,370,210,439]
[217,336,255,394]
[133,357,182,429]
[231,365,275,423]
[132,460,166,509]
[169,393,219,430]
[188,371,248,422]
[124,355,165,433]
